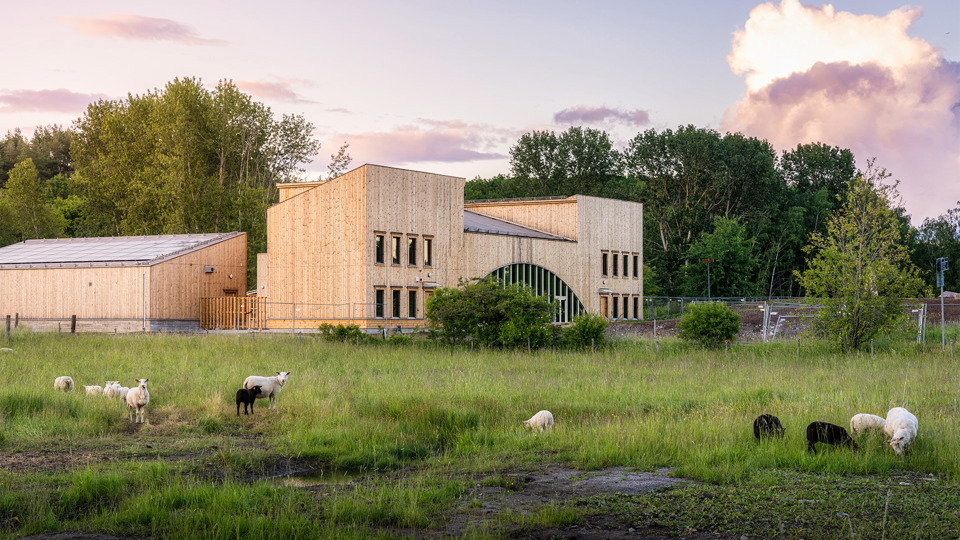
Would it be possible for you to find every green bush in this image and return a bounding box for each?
[562,313,608,349]
[676,302,740,346]
[318,323,366,343]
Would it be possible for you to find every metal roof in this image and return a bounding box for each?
[0,233,244,269]
[463,211,570,241]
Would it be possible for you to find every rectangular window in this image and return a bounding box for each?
[375,234,384,264]
[612,296,619,319]
[613,252,619,277]
[408,290,417,318]
[375,289,385,318]
[601,252,609,276]
[633,296,639,319]
[633,254,639,278]
[392,235,401,265]
[424,237,433,267]
[392,289,401,318]
[408,237,417,267]
[623,254,629,278]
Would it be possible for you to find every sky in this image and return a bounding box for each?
[2,0,958,223]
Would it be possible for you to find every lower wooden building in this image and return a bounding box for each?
[0,233,246,332]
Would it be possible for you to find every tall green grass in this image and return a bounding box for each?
[2,330,960,537]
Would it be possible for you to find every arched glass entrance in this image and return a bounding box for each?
[484,263,584,323]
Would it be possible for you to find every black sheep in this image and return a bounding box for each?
[806,421,859,453]
[236,385,262,416]
[753,414,785,439]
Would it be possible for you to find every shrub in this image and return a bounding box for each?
[318,323,366,343]
[425,276,554,349]
[676,302,740,346]
[563,313,608,349]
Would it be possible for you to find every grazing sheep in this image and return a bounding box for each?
[884,407,918,456]
[850,413,886,436]
[806,421,859,453]
[523,410,554,432]
[0,348,14,354]
[753,414,785,440]
[242,371,290,409]
[54,376,75,392]
[84,385,103,396]
[126,379,150,424]
[103,381,122,399]
[236,385,262,416]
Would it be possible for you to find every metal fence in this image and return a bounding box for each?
[199,297,423,332]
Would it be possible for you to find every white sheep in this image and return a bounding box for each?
[0,348,14,354]
[849,413,886,436]
[523,410,554,432]
[243,371,290,409]
[884,407,918,456]
[84,385,103,396]
[117,386,130,401]
[103,381,122,399]
[54,376,74,392]
[126,378,150,423]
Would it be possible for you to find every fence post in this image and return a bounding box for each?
[871,339,874,358]
[71,315,77,334]
[527,337,531,353]
[653,319,657,338]
[4,315,9,341]
[591,338,595,354]
[14,313,18,328]
[656,340,660,355]
[725,340,729,355]
[797,338,800,359]
[952,340,954,357]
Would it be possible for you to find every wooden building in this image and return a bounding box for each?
[256,164,642,330]
[0,233,246,332]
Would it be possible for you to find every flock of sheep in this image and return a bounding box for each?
[52,371,291,423]
[53,371,919,458]
[753,407,919,455]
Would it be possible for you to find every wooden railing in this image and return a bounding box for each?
[200,297,266,330]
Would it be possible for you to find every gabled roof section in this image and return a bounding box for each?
[464,211,570,242]
[0,232,244,269]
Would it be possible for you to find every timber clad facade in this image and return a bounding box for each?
[0,233,246,332]
[258,164,643,330]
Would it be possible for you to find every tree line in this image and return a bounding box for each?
[0,80,956,298]
[466,126,956,298]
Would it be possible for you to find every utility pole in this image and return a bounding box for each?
[702,259,714,301]
[937,257,948,351]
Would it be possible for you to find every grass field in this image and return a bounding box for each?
[0,330,959,538]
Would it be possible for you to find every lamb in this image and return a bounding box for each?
[806,421,859,453]
[126,378,150,423]
[753,414,785,440]
[84,385,103,396]
[242,371,290,409]
[849,413,886,436]
[103,381,122,399]
[236,385,262,415]
[53,376,74,392]
[523,410,554,432]
[884,407,918,456]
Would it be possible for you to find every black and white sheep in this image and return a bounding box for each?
[242,371,290,409]
[236,385,262,416]
[806,421,859,453]
[753,414,785,440]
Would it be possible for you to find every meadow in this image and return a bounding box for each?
[0,330,959,538]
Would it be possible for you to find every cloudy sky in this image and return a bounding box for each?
[2,0,958,222]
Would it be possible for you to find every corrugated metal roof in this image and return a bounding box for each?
[463,211,570,241]
[0,233,244,269]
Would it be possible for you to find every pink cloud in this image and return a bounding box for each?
[234,79,315,104]
[60,14,225,46]
[553,106,650,127]
[0,88,108,114]
[724,0,960,222]
[328,121,509,165]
